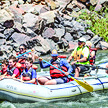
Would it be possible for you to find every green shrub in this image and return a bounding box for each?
[77,7,108,42]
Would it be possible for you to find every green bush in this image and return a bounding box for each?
[77,7,108,42]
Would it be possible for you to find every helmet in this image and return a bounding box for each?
[78,37,86,43]
[51,49,58,57]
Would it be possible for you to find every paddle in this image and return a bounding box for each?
[16,49,33,58]
[75,64,108,70]
[41,59,93,92]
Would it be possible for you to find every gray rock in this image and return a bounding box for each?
[19,4,34,12]
[0,39,6,45]
[66,27,76,33]
[82,35,91,41]
[64,32,73,42]
[72,20,85,31]
[91,35,102,46]
[46,39,57,50]
[68,41,78,52]
[33,35,51,54]
[11,32,31,44]
[73,7,80,12]
[100,41,108,50]
[0,24,5,32]
[40,11,56,24]
[42,28,55,38]
[23,13,38,28]
[3,28,14,40]
[0,33,5,38]
[13,22,24,33]
[0,9,14,23]
[62,21,73,28]
[40,6,50,14]
[9,5,23,23]
[90,0,98,5]
[77,32,83,37]
[54,28,65,39]
[24,27,37,37]
[86,29,95,37]
[32,18,47,35]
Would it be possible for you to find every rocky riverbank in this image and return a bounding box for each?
[0,0,108,60]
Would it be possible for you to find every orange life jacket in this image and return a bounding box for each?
[50,58,68,78]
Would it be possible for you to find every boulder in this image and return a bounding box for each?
[40,11,56,24]
[0,9,14,23]
[11,32,31,44]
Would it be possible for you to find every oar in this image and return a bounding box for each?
[75,64,108,70]
[16,50,33,58]
[42,59,93,92]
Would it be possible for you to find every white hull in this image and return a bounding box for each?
[0,62,108,103]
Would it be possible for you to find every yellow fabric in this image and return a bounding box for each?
[71,46,90,64]
[73,48,83,61]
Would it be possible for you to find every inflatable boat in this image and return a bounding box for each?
[0,62,108,103]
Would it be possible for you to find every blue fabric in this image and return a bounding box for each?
[24,83,34,84]
[54,77,68,84]
[51,54,58,56]
[39,58,73,74]
[21,68,37,79]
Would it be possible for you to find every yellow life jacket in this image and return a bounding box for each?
[73,46,90,65]
[73,47,84,61]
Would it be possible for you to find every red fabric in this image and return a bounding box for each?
[22,77,30,81]
[50,64,68,78]
[13,68,20,78]
[89,48,97,65]
[22,77,37,84]
[0,68,7,74]
[58,55,67,58]
[7,67,20,78]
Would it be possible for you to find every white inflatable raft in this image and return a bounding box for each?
[0,62,108,103]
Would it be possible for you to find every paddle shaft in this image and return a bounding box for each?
[16,50,32,58]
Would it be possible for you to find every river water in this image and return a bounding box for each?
[0,50,108,108]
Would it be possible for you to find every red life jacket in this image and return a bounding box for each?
[89,48,97,65]
[50,58,68,78]
[7,66,16,76]
[58,55,67,58]
[16,52,30,72]
[7,64,21,78]
[0,68,7,75]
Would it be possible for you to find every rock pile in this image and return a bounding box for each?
[0,0,108,60]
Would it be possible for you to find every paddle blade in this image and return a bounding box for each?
[72,77,93,92]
